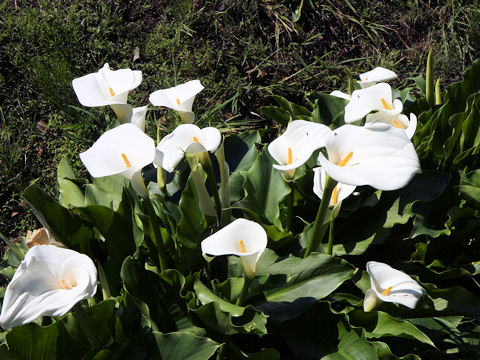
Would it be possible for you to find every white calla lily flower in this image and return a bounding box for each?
[80,123,156,197]
[108,104,148,131]
[313,167,356,209]
[364,261,425,311]
[268,120,331,180]
[154,124,221,173]
[317,124,420,191]
[149,80,204,123]
[358,67,398,88]
[201,219,267,279]
[72,63,142,107]
[0,245,97,329]
[366,112,417,139]
[329,90,351,100]
[345,83,402,123]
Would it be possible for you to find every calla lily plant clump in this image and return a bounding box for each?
[1,58,480,359]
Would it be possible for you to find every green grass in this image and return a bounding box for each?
[1,0,480,241]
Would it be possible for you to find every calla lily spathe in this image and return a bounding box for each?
[268,120,331,180]
[329,67,397,100]
[149,80,204,123]
[108,104,149,131]
[80,123,156,197]
[316,124,420,191]
[358,67,397,88]
[72,63,142,107]
[201,219,267,279]
[313,167,356,209]
[0,245,97,329]
[154,124,221,173]
[363,261,425,311]
[344,83,402,123]
[366,112,417,139]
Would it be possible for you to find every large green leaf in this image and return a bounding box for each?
[177,165,208,248]
[243,150,290,229]
[192,279,268,335]
[57,157,87,208]
[225,131,261,203]
[259,95,311,126]
[263,253,356,302]
[0,323,58,360]
[348,310,434,346]
[56,300,116,357]
[21,184,94,255]
[77,190,138,296]
[152,331,220,360]
[84,174,127,210]
[458,169,480,205]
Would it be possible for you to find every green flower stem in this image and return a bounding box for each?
[304,174,337,258]
[235,276,253,306]
[327,219,335,256]
[426,48,435,106]
[286,180,294,232]
[73,303,98,347]
[144,198,168,272]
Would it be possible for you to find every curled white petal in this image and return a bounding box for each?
[345,83,402,123]
[154,124,221,173]
[268,120,331,178]
[149,80,204,123]
[313,167,356,208]
[131,105,148,132]
[72,63,142,107]
[0,245,97,329]
[201,219,267,278]
[366,112,417,139]
[317,124,420,191]
[358,67,398,88]
[366,261,425,309]
[80,123,155,178]
[329,90,351,100]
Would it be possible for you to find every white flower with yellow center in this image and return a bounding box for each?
[366,112,417,139]
[363,261,425,311]
[358,67,397,88]
[316,124,420,191]
[313,167,356,209]
[268,120,331,180]
[0,245,97,329]
[201,219,267,279]
[149,80,204,123]
[344,83,403,123]
[154,124,221,173]
[72,63,142,107]
[80,123,156,197]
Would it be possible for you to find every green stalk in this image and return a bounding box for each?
[426,48,435,106]
[286,181,294,232]
[327,219,335,256]
[235,276,253,306]
[435,78,442,105]
[304,175,337,258]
